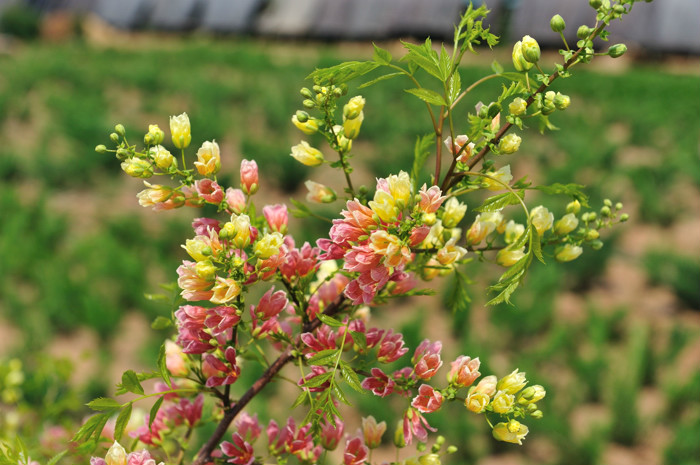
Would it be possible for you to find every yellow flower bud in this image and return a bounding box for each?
[512,41,533,72]
[121,158,153,178]
[150,145,177,171]
[497,246,526,267]
[491,390,515,414]
[169,112,191,149]
[292,114,320,134]
[508,97,527,116]
[290,141,325,167]
[530,206,553,236]
[483,165,513,191]
[105,441,127,465]
[555,244,583,262]
[554,92,570,110]
[147,124,165,145]
[441,197,467,229]
[520,35,541,63]
[554,213,579,235]
[344,95,366,120]
[386,171,412,208]
[305,180,337,203]
[465,391,490,413]
[518,384,546,404]
[194,140,221,176]
[492,420,529,445]
[230,214,252,249]
[254,232,284,259]
[195,260,217,281]
[498,134,522,155]
[369,190,398,224]
[343,111,364,139]
[566,199,581,214]
[210,277,241,304]
[497,369,528,395]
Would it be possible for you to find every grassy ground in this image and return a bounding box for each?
[0,30,699,465]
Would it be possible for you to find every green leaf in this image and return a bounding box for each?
[475,191,524,212]
[114,403,132,442]
[121,370,145,396]
[151,316,172,330]
[534,183,590,207]
[339,362,364,393]
[71,414,106,443]
[372,43,392,65]
[289,198,313,219]
[332,383,351,406]
[438,44,452,81]
[307,349,339,367]
[317,313,343,328]
[445,269,472,314]
[86,397,121,412]
[530,227,545,264]
[157,343,172,388]
[538,114,559,133]
[46,450,68,465]
[410,133,434,190]
[307,61,380,85]
[448,69,461,104]
[499,72,527,84]
[491,59,504,74]
[302,372,332,389]
[149,396,165,428]
[350,330,367,351]
[401,39,442,80]
[359,72,403,89]
[405,88,447,106]
[291,391,308,409]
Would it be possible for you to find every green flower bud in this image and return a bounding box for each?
[487,102,501,118]
[589,0,602,8]
[121,158,153,178]
[114,124,126,136]
[603,198,612,207]
[300,87,314,99]
[302,99,316,109]
[590,240,604,250]
[116,148,129,160]
[95,144,107,154]
[521,35,541,64]
[601,206,612,217]
[447,446,458,454]
[585,229,600,240]
[608,43,627,58]
[394,421,406,448]
[577,25,591,40]
[530,410,543,419]
[498,134,522,154]
[418,454,441,465]
[295,110,309,123]
[110,132,120,143]
[554,92,570,110]
[512,41,533,72]
[620,213,629,222]
[550,14,566,32]
[615,202,623,210]
[613,4,626,15]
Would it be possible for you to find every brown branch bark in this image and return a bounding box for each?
[192,297,345,465]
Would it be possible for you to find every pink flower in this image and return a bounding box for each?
[361,368,395,397]
[391,271,418,295]
[171,395,204,427]
[176,261,214,302]
[418,184,446,214]
[411,384,444,413]
[252,287,288,321]
[377,330,408,363]
[362,416,387,449]
[164,340,188,377]
[412,339,443,380]
[204,305,241,337]
[402,407,436,445]
[320,416,344,451]
[240,159,258,195]
[221,433,255,465]
[343,437,369,465]
[447,355,481,387]
[203,347,240,387]
[131,409,168,446]
[301,325,337,355]
[280,241,319,280]
[195,179,225,204]
[192,217,221,236]
[408,225,430,246]
[226,187,246,214]
[126,450,160,465]
[234,412,262,442]
[298,366,330,393]
[175,304,216,354]
[262,204,288,233]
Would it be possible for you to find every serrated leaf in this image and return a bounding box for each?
[448,70,461,104]
[530,227,545,264]
[151,316,172,330]
[86,397,121,412]
[372,43,392,65]
[487,280,521,305]
[291,391,308,409]
[438,44,452,81]
[71,414,105,443]
[289,197,313,218]
[491,59,504,74]
[317,313,343,328]
[475,191,523,212]
[121,370,145,395]
[534,183,590,207]
[332,383,351,406]
[499,72,527,84]
[405,88,447,106]
[157,344,172,388]
[302,372,332,389]
[538,114,559,133]
[411,133,434,190]
[114,403,132,442]
[445,269,471,314]
[350,330,367,351]
[339,363,364,393]
[359,72,403,89]
[401,40,442,80]
[92,412,111,442]
[149,396,165,428]
[307,61,380,85]
[46,450,68,465]
[306,349,339,367]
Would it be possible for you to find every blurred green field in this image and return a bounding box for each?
[1,34,699,465]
